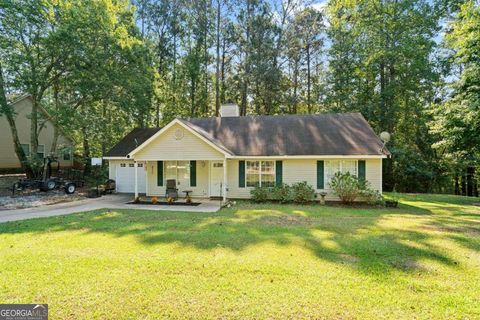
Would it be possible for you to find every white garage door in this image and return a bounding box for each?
[116,162,147,193]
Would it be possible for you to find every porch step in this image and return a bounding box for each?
[209,196,223,201]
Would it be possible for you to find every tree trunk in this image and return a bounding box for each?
[454,173,460,195]
[467,166,474,197]
[156,100,160,127]
[306,43,311,113]
[215,0,221,116]
[240,0,252,116]
[293,58,299,114]
[82,126,91,176]
[203,0,210,116]
[30,97,39,159]
[220,36,227,104]
[50,84,60,155]
[0,63,34,177]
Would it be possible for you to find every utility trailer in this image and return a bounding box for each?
[12,156,77,196]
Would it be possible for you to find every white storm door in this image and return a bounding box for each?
[210,161,224,197]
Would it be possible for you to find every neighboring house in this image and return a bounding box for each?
[104,104,389,201]
[0,94,74,170]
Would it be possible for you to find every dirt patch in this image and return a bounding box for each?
[338,253,359,264]
[0,174,26,196]
[0,190,86,210]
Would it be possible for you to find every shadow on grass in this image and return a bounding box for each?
[1,196,478,275]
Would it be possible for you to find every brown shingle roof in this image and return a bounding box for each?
[105,127,161,157]
[106,113,389,157]
[183,113,388,156]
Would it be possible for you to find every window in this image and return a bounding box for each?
[213,162,223,168]
[37,145,45,159]
[261,161,275,187]
[246,161,260,187]
[129,163,134,167]
[246,161,275,187]
[63,149,71,160]
[325,160,358,187]
[137,163,143,168]
[165,161,190,186]
[21,144,30,157]
[120,163,126,167]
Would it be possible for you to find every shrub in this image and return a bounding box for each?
[329,172,361,204]
[360,188,383,205]
[272,183,292,203]
[250,186,269,202]
[291,181,315,204]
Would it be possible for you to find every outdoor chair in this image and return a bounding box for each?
[165,179,178,200]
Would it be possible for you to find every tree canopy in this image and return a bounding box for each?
[0,0,478,194]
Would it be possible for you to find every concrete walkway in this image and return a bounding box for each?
[0,194,221,223]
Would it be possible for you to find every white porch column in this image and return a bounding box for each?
[134,161,138,199]
[223,158,227,202]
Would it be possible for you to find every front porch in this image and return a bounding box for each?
[132,159,228,203]
[126,195,222,212]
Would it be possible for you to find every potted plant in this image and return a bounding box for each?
[151,196,158,204]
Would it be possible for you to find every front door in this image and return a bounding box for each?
[210,161,224,197]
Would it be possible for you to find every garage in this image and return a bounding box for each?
[115,161,147,193]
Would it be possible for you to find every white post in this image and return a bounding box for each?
[223,158,227,203]
[134,161,138,200]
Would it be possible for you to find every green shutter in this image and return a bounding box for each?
[190,160,197,187]
[317,160,324,189]
[157,161,163,186]
[239,160,245,188]
[275,160,283,186]
[358,160,366,184]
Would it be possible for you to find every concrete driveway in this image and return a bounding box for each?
[0,194,221,223]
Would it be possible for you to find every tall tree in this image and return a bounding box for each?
[0,0,66,176]
[431,0,480,196]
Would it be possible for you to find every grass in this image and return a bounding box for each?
[0,193,479,319]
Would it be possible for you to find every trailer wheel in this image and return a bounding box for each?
[65,183,76,194]
[41,179,56,191]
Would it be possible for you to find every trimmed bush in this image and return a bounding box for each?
[291,181,315,204]
[329,172,361,204]
[250,186,269,202]
[272,183,292,203]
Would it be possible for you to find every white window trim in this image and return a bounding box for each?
[245,160,276,188]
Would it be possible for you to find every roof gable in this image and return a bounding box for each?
[105,128,161,157]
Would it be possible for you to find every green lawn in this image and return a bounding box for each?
[0,194,479,319]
